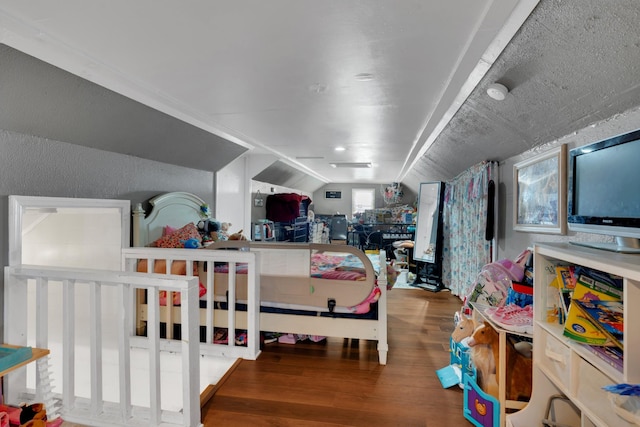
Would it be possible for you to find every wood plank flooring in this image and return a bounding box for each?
[202,288,468,426]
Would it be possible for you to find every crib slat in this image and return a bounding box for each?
[117,282,132,422]
[35,277,48,348]
[35,277,49,402]
[247,256,260,357]
[227,262,236,347]
[181,283,200,426]
[147,286,162,425]
[90,282,103,416]
[205,260,214,344]
[62,279,76,409]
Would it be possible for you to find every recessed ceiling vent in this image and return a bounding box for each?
[329,162,372,168]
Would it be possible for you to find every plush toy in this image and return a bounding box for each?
[451,313,497,397]
[183,238,200,249]
[198,218,221,242]
[451,311,478,343]
[228,229,248,241]
[467,321,532,401]
[219,222,231,241]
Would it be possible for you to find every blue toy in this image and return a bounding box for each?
[182,238,200,249]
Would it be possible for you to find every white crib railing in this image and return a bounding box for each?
[4,265,202,427]
[121,247,261,361]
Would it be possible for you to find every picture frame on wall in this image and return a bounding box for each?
[325,190,342,199]
[513,144,567,234]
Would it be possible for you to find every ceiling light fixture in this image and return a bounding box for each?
[486,82,509,101]
[329,162,372,168]
[334,146,346,152]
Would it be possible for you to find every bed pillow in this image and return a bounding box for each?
[151,223,200,248]
[163,225,177,236]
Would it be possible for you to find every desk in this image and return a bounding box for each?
[348,224,414,251]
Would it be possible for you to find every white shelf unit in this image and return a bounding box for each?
[507,242,640,427]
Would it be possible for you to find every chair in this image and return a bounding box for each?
[364,231,383,251]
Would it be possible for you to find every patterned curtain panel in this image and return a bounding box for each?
[442,161,496,298]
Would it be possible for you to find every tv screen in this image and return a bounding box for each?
[568,128,640,252]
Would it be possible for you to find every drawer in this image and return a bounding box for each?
[538,330,571,388]
[576,358,635,427]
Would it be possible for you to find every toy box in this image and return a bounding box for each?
[463,371,500,427]
[436,337,474,388]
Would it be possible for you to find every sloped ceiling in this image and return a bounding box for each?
[402,0,640,190]
[253,161,325,193]
[0,0,536,194]
[0,1,638,196]
[0,44,247,172]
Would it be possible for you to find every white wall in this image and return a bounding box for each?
[216,155,249,234]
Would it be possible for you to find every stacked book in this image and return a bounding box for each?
[560,266,624,371]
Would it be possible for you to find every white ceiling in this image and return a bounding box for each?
[0,0,539,186]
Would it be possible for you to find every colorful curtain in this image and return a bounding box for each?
[442,161,496,298]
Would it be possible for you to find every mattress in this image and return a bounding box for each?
[137,248,381,312]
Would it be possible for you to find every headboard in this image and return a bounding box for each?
[132,192,206,247]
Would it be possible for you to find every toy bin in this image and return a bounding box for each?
[449,337,474,377]
[463,371,499,427]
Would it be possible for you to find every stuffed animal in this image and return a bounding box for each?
[219,222,231,240]
[198,218,221,242]
[228,229,248,241]
[467,321,532,401]
[452,314,497,397]
[451,311,478,343]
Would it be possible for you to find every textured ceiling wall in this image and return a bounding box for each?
[403,0,640,191]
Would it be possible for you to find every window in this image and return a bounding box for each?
[352,188,375,217]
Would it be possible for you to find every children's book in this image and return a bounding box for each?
[573,299,623,350]
[586,344,623,372]
[555,265,575,290]
[573,266,623,293]
[571,272,623,301]
[563,305,612,346]
[562,270,623,346]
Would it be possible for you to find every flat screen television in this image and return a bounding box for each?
[568,127,640,253]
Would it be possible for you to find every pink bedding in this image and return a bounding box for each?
[212,251,369,281]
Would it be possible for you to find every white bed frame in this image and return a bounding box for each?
[130,192,389,364]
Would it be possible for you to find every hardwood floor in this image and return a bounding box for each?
[202,288,468,426]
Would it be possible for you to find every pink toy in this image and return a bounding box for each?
[349,286,382,314]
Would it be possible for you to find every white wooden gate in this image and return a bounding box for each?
[4,265,202,427]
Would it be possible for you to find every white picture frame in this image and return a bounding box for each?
[513,144,567,234]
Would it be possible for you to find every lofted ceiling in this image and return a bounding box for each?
[0,1,639,194]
